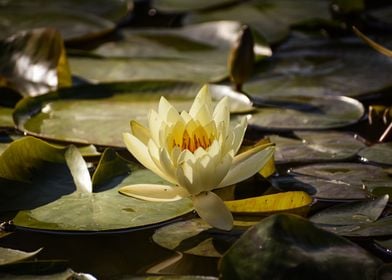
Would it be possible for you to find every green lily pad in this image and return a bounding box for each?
[0,247,42,266]
[0,0,129,42]
[358,142,392,165]
[244,35,392,98]
[14,81,252,147]
[153,218,243,258]
[271,163,392,201]
[12,148,193,231]
[0,28,71,97]
[269,131,365,163]
[185,0,330,43]
[220,214,382,279]
[248,95,364,130]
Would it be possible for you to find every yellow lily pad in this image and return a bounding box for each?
[224,191,313,216]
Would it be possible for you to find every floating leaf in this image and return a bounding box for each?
[13,153,193,231]
[185,0,330,43]
[0,28,71,97]
[0,106,14,128]
[248,95,364,130]
[0,247,42,266]
[269,131,365,163]
[220,214,382,279]
[358,142,392,165]
[244,35,392,98]
[224,191,313,216]
[14,81,252,147]
[153,218,244,258]
[0,0,129,42]
[271,163,392,201]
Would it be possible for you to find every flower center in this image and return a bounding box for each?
[172,126,212,153]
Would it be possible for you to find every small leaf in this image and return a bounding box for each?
[224,191,313,216]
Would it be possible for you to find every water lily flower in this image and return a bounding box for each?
[120,85,274,230]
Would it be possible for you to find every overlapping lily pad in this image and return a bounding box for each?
[152,0,233,12]
[243,35,392,98]
[0,107,14,128]
[0,0,129,41]
[13,81,252,147]
[220,214,383,279]
[269,131,365,163]
[0,247,42,266]
[184,0,330,43]
[70,21,271,84]
[248,95,364,130]
[271,163,392,201]
[359,142,392,165]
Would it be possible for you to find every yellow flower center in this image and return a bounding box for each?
[172,126,212,153]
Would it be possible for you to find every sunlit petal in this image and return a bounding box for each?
[65,145,92,193]
[130,120,150,145]
[231,117,247,154]
[218,145,274,188]
[159,96,181,124]
[192,192,233,231]
[189,85,212,118]
[123,133,175,184]
[119,184,189,202]
[213,97,230,127]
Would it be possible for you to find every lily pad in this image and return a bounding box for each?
[358,142,392,165]
[271,163,392,201]
[0,0,129,42]
[224,191,313,216]
[14,81,252,147]
[12,148,193,231]
[185,0,330,43]
[153,218,244,258]
[220,214,383,279]
[270,131,365,163]
[0,247,42,266]
[248,95,364,130]
[0,28,71,97]
[244,35,392,98]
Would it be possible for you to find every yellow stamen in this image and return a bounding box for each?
[172,125,212,153]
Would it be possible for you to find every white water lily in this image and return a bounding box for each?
[120,85,274,230]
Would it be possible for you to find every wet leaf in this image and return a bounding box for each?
[0,247,42,266]
[244,35,392,98]
[14,81,252,147]
[224,191,313,216]
[248,95,364,130]
[269,131,365,164]
[358,142,392,165]
[0,28,71,97]
[185,0,330,43]
[220,214,382,279]
[271,163,392,201]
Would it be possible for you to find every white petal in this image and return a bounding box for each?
[148,109,166,146]
[123,133,175,184]
[213,97,230,128]
[192,192,233,231]
[130,120,150,145]
[176,160,202,195]
[189,85,212,118]
[147,140,177,184]
[231,117,247,155]
[65,145,92,193]
[218,145,274,188]
[193,104,212,126]
[159,96,181,124]
[119,184,189,202]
